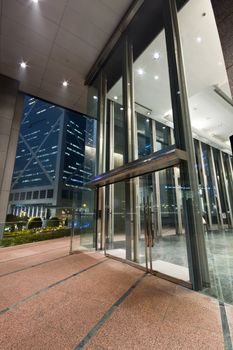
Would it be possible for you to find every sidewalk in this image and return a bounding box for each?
[0,238,232,349]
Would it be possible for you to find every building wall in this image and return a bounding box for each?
[0,75,24,236]
[211,0,233,97]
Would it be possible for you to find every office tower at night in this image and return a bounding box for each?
[8,95,96,218]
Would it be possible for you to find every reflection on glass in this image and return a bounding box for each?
[137,113,152,157]
[105,182,126,259]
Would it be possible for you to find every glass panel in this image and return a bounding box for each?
[137,113,152,157]
[177,0,233,303]
[104,166,190,283]
[105,182,126,259]
[133,25,173,137]
[113,103,125,168]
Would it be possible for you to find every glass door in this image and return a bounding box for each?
[104,166,190,284]
[138,172,189,283]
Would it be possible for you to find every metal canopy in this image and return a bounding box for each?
[86,145,187,188]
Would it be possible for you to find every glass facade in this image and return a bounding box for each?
[87,0,233,303]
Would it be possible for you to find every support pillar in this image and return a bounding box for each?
[0,75,24,237]
[151,120,162,237]
[96,72,107,250]
[123,38,140,262]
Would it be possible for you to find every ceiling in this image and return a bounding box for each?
[108,0,233,152]
[0,0,133,113]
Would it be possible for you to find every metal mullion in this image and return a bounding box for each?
[171,129,183,235]
[151,120,162,237]
[220,151,233,228]
[96,72,107,250]
[209,147,224,228]
[198,142,213,230]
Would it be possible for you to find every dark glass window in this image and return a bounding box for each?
[47,189,54,198]
[40,190,46,199]
[26,191,32,200]
[33,191,39,199]
[62,190,69,199]
[9,193,13,201]
[20,192,26,200]
[14,193,19,200]
[137,113,152,157]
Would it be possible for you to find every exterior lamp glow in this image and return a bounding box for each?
[62,81,68,87]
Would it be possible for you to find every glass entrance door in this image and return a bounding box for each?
[105,167,190,285]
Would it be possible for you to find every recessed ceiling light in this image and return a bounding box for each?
[146,119,149,122]
[120,107,124,111]
[62,80,68,87]
[113,96,118,100]
[147,112,151,116]
[162,126,166,129]
[137,68,144,75]
[196,36,202,43]
[153,52,160,60]
[32,0,39,3]
[20,61,27,69]
[93,95,98,100]
[154,75,159,80]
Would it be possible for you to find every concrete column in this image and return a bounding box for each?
[0,75,24,237]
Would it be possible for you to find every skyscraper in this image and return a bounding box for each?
[8,95,96,218]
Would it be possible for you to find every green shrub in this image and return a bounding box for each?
[28,217,42,230]
[47,217,60,227]
[0,228,71,247]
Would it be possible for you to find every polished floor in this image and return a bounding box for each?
[107,229,233,305]
[0,238,232,349]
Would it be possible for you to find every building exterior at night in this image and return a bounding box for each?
[8,96,96,218]
[0,0,233,305]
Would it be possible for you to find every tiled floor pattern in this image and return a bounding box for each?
[0,238,232,349]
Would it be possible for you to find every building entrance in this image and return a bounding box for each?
[87,146,192,287]
[104,171,190,287]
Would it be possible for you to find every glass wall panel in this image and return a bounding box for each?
[137,113,152,157]
[105,182,126,259]
[177,0,233,303]
[201,143,219,226]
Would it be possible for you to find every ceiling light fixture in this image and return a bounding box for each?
[20,61,27,69]
[62,80,68,87]
[147,112,151,116]
[137,68,144,75]
[146,119,150,122]
[196,36,202,43]
[113,96,118,100]
[32,0,39,3]
[153,52,160,60]
[93,95,98,100]
[154,75,159,80]
[120,107,124,111]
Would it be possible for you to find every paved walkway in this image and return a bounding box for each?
[0,238,232,349]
